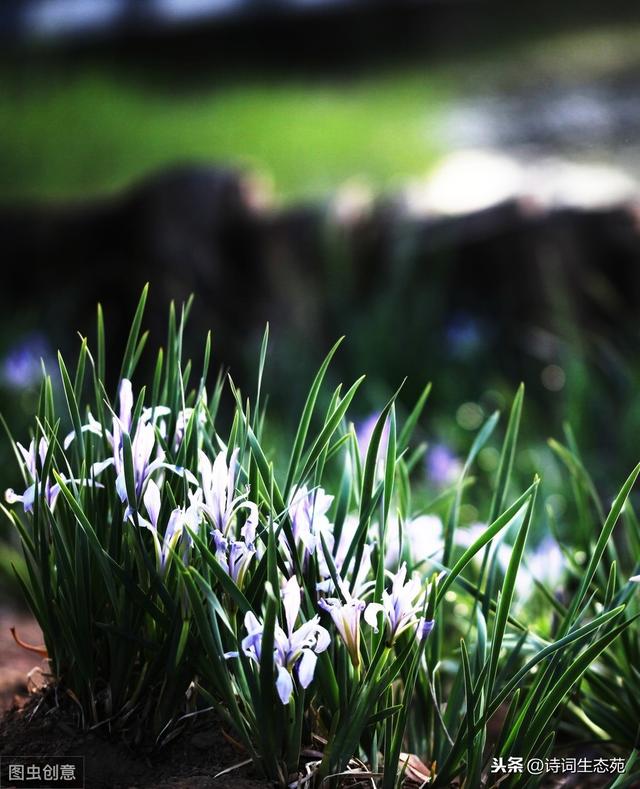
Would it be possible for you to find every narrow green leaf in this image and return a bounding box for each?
[397,381,431,452]
[487,484,536,699]
[119,283,149,382]
[561,462,640,636]
[437,479,539,606]
[284,337,344,496]
[58,352,85,462]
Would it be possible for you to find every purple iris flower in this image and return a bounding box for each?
[318,590,366,669]
[364,563,427,645]
[5,437,59,512]
[426,444,461,487]
[226,577,330,704]
[137,478,198,572]
[287,485,334,568]
[172,400,207,450]
[1,334,50,389]
[212,530,256,589]
[315,514,373,598]
[198,448,257,539]
[74,379,196,513]
[195,445,260,583]
[5,436,100,513]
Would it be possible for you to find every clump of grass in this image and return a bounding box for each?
[3,287,639,787]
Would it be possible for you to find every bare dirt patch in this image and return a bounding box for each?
[0,695,268,789]
[0,607,267,788]
[0,606,45,715]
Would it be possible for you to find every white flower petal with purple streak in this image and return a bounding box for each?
[276,665,294,704]
[144,479,162,528]
[297,649,317,689]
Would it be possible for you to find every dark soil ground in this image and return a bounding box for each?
[0,691,618,789]
[0,696,267,789]
[0,607,267,788]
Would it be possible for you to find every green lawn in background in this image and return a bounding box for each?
[3,20,640,204]
[0,65,449,203]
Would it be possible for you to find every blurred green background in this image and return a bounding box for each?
[0,65,447,202]
[3,6,640,203]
